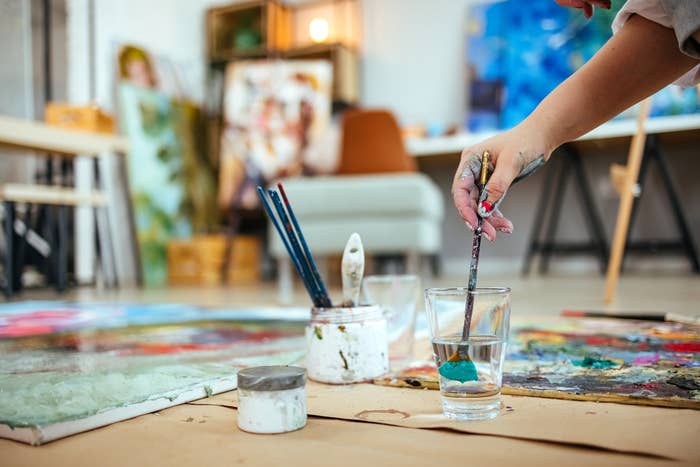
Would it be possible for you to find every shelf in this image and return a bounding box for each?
[405,113,700,157]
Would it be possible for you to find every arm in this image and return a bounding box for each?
[453,14,699,239]
[530,14,698,153]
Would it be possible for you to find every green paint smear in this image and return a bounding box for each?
[573,356,618,369]
[438,360,478,383]
[0,350,305,429]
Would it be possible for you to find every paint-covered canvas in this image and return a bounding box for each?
[218,60,333,211]
[0,302,307,445]
[466,0,700,131]
[376,318,700,409]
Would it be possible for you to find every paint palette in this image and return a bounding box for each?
[376,318,700,409]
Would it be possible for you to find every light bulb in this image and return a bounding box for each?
[309,17,329,43]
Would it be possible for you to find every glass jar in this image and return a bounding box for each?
[305,305,389,384]
[237,365,307,434]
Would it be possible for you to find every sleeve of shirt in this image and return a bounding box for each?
[612,0,700,86]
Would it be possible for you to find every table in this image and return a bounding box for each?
[406,114,700,275]
[405,113,700,157]
[0,114,138,289]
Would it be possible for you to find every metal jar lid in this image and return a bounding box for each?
[237,365,306,391]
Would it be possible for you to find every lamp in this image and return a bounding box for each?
[292,0,359,48]
[309,17,329,43]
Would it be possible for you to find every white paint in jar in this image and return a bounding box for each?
[306,305,389,384]
[236,366,307,434]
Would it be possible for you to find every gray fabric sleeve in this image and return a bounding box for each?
[660,0,700,59]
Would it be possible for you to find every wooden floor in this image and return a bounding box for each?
[18,273,700,319]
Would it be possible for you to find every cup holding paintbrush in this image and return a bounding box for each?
[443,151,491,381]
[305,232,389,384]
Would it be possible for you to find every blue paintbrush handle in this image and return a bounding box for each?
[277,183,332,307]
[257,187,318,304]
[268,189,323,307]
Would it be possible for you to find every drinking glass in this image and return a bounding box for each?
[424,287,510,420]
[362,274,419,371]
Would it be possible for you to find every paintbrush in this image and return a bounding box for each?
[441,151,489,383]
[341,233,364,307]
[462,150,490,340]
[562,309,700,325]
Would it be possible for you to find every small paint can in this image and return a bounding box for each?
[306,305,389,384]
[237,366,307,434]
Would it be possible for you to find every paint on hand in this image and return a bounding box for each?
[512,154,546,185]
[573,356,619,369]
[438,360,479,383]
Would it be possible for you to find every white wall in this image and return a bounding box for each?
[77,0,472,128]
[361,0,472,127]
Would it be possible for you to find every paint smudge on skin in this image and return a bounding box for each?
[573,356,619,369]
[438,361,479,383]
[512,154,546,184]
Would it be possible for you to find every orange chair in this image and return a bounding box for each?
[337,109,417,175]
[268,109,444,302]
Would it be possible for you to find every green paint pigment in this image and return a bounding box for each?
[438,360,479,383]
[573,356,618,369]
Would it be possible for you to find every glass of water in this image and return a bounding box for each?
[424,287,510,420]
[362,275,419,371]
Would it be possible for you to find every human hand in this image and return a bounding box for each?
[555,0,611,19]
[452,124,554,241]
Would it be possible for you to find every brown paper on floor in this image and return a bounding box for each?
[3,404,684,467]
[192,382,700,462]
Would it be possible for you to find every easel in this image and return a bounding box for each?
[604,99,700,302]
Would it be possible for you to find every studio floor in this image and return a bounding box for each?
[3,273,699,467]
[18,273,700,318]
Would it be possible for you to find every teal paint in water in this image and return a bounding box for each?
[573,356,618,369]
[438,360,479,383]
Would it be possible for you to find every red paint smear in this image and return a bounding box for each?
[584,336,620,346]
[663,342,700,353]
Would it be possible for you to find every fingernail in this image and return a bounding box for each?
[478,200,493,217]
[465,221,474,231]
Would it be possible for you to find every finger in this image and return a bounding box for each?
[477,159,518,219]
[486,209,514,235]
[481,219,498,242]
[452,151,482,228]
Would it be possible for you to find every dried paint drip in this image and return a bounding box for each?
[572,356,619,369]
[305,305,388,384]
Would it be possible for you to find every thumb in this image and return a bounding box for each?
[477,157,518,218]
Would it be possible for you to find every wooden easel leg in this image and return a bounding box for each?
[604,99,651,303]
[539,156,570,274]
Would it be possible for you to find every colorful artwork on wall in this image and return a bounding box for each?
[376,317,700,409]
[117,44,219,286]
[466,0,700,131]
[218,60,333,211]
[0,302,307,445]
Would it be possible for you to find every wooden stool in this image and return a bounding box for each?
[1,183,110,297]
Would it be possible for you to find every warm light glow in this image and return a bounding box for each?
[308,17,329,43]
